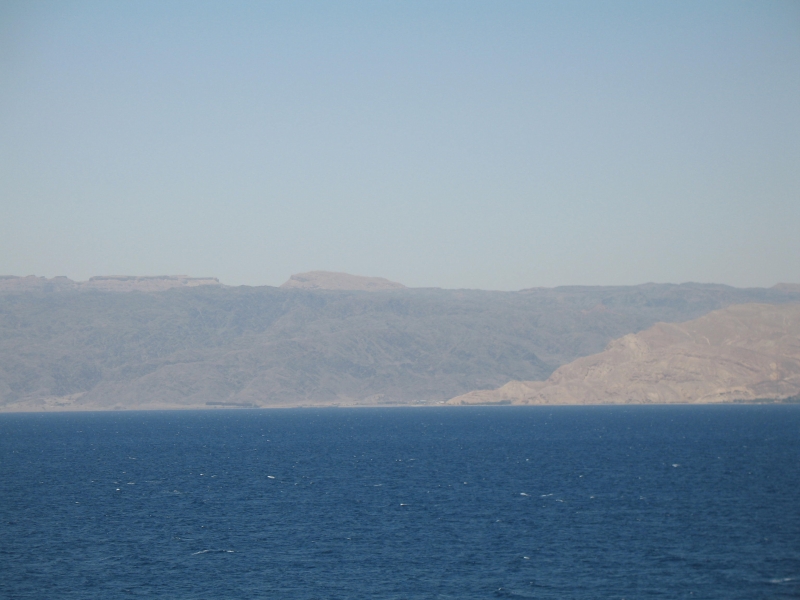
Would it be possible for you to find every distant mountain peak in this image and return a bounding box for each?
[280,271,405,291]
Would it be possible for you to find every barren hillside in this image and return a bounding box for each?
[2,277,799,411]
[449,303,800,405]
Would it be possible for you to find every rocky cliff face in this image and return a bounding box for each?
[280,271,406,291]
[449,303,800,405]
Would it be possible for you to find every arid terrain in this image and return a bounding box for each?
[1,272,799,411]
[449,303,800,405]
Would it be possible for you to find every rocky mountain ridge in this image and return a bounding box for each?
[1,276,799,411]
[449,303,800,405]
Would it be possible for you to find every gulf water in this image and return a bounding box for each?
[1,405,798,599]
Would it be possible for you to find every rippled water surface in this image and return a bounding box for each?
[1,405,799,599]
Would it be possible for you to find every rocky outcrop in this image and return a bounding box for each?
[449,303,800,405]
[280,271,405,291]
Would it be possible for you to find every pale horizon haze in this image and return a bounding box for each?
[1,1,798,290]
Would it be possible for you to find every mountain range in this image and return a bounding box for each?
[1,272,798,411]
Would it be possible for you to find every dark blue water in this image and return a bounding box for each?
[1,406,799,599]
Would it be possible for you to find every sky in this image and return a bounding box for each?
[1,1,798,290]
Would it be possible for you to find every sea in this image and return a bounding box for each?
[1,405,798,599]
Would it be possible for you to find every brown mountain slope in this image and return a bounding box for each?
[449,303,800,405]
[2,283,800,412]
[280,271,405,291]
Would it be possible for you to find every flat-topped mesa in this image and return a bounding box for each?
[0,275,220,293]
[280,271,406,291]
[85,275,220,292]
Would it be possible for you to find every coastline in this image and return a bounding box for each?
[2,397,798,414]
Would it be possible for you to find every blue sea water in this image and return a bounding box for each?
[1,406,799,599]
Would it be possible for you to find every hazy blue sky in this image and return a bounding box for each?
[1,1,798,289]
